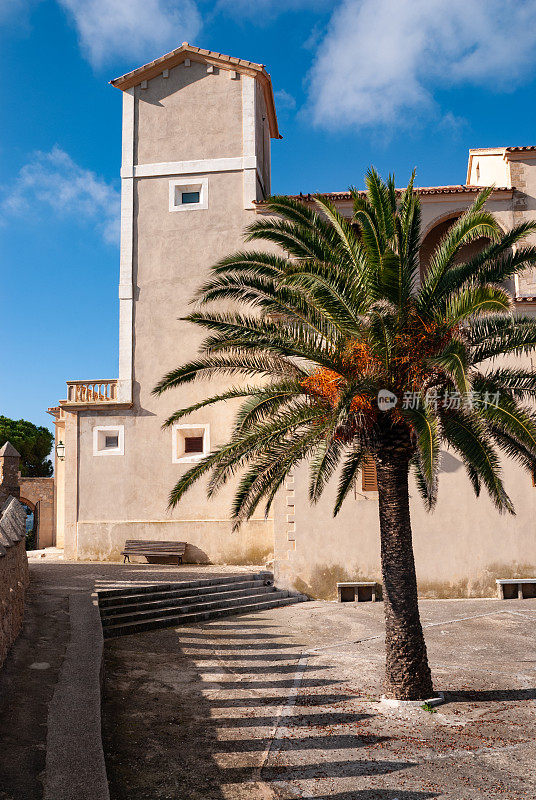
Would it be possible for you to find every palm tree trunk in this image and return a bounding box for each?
[376,447,434,700]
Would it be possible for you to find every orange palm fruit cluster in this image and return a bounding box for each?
[300,368,341,406]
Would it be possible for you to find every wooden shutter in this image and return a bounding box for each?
[361,456,378,491]
[184,436,204,454]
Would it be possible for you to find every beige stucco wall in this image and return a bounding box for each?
[60,61,274,563]
[255,80,270,196]
[509,154,536,296]
[467,149,510,187]
[135,61,244,164]
[275,446,536,600]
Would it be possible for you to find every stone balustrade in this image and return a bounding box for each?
[63,379,118,405]
[0,496,29,668]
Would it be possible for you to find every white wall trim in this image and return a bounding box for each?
[121,155,257,179]
[169,177,209,212]
[118,88,134,402]
[172,423,210,464]
[242,75,257,210]
[93,425,125,457]
[121,88,134,171]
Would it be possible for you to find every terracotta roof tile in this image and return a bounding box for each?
[255,185,511,206]
[111,43,265,86]
[506,145,536,152]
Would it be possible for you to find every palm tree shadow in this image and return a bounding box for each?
[102,617,441,799]
[444,688,536,702]
[305,793,439,799]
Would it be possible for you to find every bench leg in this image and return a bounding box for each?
[123,555,130,564]
[518,582,523,600]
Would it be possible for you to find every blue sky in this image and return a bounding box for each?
[2,0,536,437]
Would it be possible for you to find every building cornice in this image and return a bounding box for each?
[120,155,258,179]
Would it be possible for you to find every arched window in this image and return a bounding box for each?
[419,215,491,283]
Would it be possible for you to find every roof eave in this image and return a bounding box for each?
[110,44,281,140]
[255,186,512,208]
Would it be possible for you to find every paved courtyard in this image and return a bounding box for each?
[103,594,536,800]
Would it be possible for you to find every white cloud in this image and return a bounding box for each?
[0,0,39,27]
[2,147,120,245]
[308,0,536,130]
[57,0,202,68]
[275,89,296,112]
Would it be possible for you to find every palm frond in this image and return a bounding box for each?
[445,285,511,324]
[440,409,514,513]
[333,446,364,516]
[153,352,303,396]
[403,403,441,497]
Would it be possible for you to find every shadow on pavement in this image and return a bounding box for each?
[102,616,436,800]
[444,688,536,702]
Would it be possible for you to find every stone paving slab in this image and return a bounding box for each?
[102,597,536,800]
[0,561,268,800]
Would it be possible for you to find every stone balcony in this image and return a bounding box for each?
[54,379,132,410]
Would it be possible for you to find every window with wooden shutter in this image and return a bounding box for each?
[184,436,204,454]
[361,456,378,491]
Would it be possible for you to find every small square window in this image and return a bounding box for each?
[169,178,208,212]
[172,424,210,463]
[181,191,200,204]
[93,426,124,456]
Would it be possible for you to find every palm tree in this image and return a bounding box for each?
[154,171,536,699]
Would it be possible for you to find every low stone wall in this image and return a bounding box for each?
[0,497,30,668]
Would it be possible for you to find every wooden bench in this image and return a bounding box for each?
[337,581,382,603]
[121,540,186,565]
[496,578,536,600]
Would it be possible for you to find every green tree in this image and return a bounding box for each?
[0,416,53,477]
[154,172,536,699]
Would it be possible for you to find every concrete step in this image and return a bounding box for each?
[98,578,270,609]
[102,593,309,638]
[100,589,291,626]
[100,584,277,616]
[97,571,272,600]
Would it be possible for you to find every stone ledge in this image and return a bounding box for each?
[44,592,110,800]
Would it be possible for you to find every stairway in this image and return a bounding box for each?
[97,571,308,638]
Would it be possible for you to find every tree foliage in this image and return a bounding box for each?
[0,416,53,477]
[155,172,536,524]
